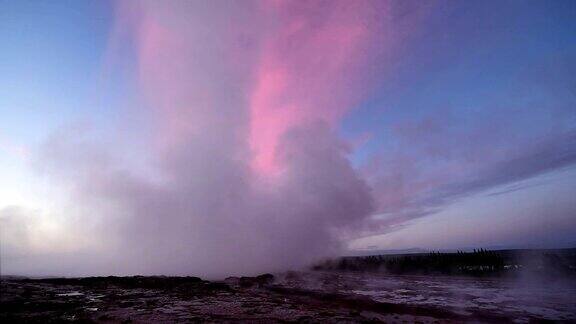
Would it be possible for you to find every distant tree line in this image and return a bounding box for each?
[312,248,576,277]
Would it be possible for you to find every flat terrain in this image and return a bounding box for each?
[1,272,575,323]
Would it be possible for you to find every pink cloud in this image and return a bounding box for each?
[249,1,384,174]
[112,1,393,176]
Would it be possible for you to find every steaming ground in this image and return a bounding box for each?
[297,272,576,322]
[2,271,575,323]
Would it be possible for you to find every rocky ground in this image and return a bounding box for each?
[1,272,573,323]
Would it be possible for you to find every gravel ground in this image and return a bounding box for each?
[2,272,573,323]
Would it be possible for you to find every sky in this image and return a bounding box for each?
[0,0,575,277]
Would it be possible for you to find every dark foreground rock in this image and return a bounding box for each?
[225,273,275,289]
[1,272,570,323]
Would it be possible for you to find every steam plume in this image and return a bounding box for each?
[14,0,388,277]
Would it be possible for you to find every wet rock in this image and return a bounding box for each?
[3,271,571,323]
[202,281,231,291]
[238,273,275,288]
[98,314,112,320]
[256,273,275,285]
[224,276,239,282]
